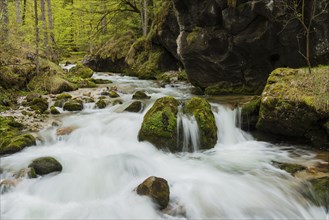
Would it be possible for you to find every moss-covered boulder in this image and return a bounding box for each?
[95,99,107,109]
[185,97,217,149]
[26,93,41,102]
[63,99,83,111]
[50,106,60,114]
[70,63,94,79]
[138,96,179,151]
[241,97,261,130]
[56,93,72,100]
[132,91,151,100]
[109,91,120,98]
[136,176,170,210]
[124,101,143,112]
[29,97,49,113]
[28,157,63,176]
[309,177,329,208]
[273,162,306,175]
[257,67,329,149]
[1,133,36,155]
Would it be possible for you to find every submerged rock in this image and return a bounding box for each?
[132,91,151,100]
[92,79,112,84]
[28,157,63,176]
[185,97,217,149]
[273,162,306,175]
[124,101,143,112]
[309,177,329,209]
[137,176,170,210]
[138,96,179,152]
[63,99,83,111]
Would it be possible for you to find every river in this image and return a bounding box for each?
[0,73,328,219]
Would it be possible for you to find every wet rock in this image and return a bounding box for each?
[185,97,217,149]
[50,106,60,114]
[56,126,77,136]
[95,99,107,109]
[100,91,109,96]
[28,157,63,176]
[70,63,94,79]
[132,91,151,100]
[63,99,83,111]
[113,100,123,105]
[56,93,72,100]
[92,79,112,84]
[124,101,143,112]
[138,96,179,152]
[309,177,329,209]
[241,97,261,130]
[137,176,170,210]
[0,179,18,193]
[109,91,120,98]
[0,134,36,155]
[273,162,306,175]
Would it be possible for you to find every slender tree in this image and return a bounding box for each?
[46,0,55,45]
[22,0,27,25]
[16,0,22,24]
[1,0,9,40]
[40,0,48,48]
[34,0,40,75]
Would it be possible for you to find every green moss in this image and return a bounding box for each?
[273,162,305,174]
[1,133,36,155]
[95,99,107,109]
[109,91,120,98]
[70,64,94,79]
[92,79,112,84]
[29,97,49,113]
[28,157,63,176]
[50,106,60,114]
[63,99,83,111]
[185,97,217,149]
[138,96,179,152]
[56,93,72,100]
[186,28,201,45]
[205,83,261,95]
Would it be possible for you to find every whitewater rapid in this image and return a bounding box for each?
[0,73,328,219]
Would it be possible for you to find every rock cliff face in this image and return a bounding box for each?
[171,0,329,94]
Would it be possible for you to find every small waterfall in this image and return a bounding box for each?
[177,106,200,152]
[213,104,252,145]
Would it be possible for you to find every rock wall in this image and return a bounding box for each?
[171,0,329,94]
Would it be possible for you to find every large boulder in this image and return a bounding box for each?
[136,176,170,210]
[184,97,217,149]
[172,0,329,94]
[138,96,179,151]
[28,157,63,176]
[257,67,329,149]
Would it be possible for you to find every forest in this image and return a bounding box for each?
[0,0,329,219]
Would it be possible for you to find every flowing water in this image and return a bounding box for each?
[0,73,328,219]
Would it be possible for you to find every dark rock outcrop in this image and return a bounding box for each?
[124,101,143,113]
[171,0,329,94]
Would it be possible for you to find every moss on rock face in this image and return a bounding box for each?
[256,67,329,149]
[63,99,83,111]
[124,101,143,112]
[92,79,112,84]
[50,106,60,114]
[136,176,170,210]
[241,97,261,130]
[185,97,217,149]
[138,96,179,152]
[56,93,72,100]
[28,157,63,176]
[109,91,120,98]
[70,64,94,79]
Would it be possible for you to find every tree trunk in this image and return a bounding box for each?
[34,0,40,75]
[22,0,27,25]
[1,0,9,41]
[40,0,48,49]
[143,0,148,36]
[16,0,22,24]
[101,0,107,33]
[46,0,55,45]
